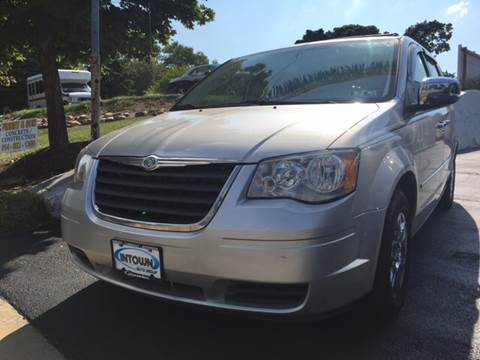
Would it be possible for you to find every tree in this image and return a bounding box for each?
[147,65,191,94]
[404,20,453,55]
[443,70,456,78]
[160,41,209,68]
[102,57,165,98]
[295,21,452,56]
[295,24,381,44]
[0,1,214,150]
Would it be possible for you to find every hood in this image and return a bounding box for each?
[88,103,379,163]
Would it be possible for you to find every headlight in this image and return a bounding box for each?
[247,150,360,203]
[73,147,93,184]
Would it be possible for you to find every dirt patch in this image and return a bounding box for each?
[0,141,89,188]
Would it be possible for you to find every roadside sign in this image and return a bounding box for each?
[0,118,38,154]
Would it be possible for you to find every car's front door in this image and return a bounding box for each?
[423,54,455,183]
[407,46,447,213]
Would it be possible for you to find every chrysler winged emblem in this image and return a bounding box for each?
[142,156,158,171]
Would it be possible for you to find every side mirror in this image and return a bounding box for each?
[408,77,461,112]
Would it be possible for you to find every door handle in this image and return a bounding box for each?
[436,120,451,129]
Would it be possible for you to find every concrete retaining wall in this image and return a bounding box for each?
[454,90,480,152]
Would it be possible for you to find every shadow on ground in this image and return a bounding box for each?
[0,201,475,360]
[0,226,59,281]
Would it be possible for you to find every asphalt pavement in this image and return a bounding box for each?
[1,150,480,360]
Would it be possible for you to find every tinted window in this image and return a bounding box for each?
[174,39,399,110]
[61,82,90,93]
[411,52,428,82]
[190,66,211,76]
[424,55,441,77]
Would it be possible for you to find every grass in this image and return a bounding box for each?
[2,93,178,120]
[0,191,53,233]
[0,116,146,164]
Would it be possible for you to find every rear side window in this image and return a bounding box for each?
[424,55,441,77]
[411,52,428,82]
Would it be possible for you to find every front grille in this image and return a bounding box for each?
[94,159,235,225]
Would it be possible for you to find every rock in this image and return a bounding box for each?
[38,118,48,129]
[123,112,131,118]
[104,112,115,117]
[113,113,126,120]
[135,111,148,117]
[70,120,82,127]
[66,115,75,121]
[102,116,114,122]
[77,114,89,121]
[148,109,161,116]
[78,117,90,125]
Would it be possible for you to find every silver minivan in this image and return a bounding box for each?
[62,35,461,319]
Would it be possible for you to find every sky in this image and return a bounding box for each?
[171,0,479,73]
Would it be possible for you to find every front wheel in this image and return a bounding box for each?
[370,189,411,320]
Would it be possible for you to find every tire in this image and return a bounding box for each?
[439,154,456,210]
[371,189,411,320]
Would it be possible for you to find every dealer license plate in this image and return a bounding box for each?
[112,240,162,280]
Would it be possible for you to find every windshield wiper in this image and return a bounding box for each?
[172,99,340,111]
[171,103,200,111]
[234,99,339,106]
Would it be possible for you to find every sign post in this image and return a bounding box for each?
[91,0,101,140]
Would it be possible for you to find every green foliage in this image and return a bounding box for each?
[102,57,165,98]
[296,20,453,56]
[0,0,215,68]
[147,65,191,94]
[443,70,456,78]
[0,0,215,143]
[404,20,453,55]
[1,114,150,163]
[0,191,52,232]
[160,42,209,68]
[296,24,381,44]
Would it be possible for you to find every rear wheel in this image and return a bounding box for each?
[371,189,411,320]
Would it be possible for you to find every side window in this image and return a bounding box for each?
[424,55,441,77]
[411,52,428,82]
[38,80,44,94]
[191,67,204,76]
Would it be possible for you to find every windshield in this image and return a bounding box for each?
[173,39,398,110]
[62,82,91,93]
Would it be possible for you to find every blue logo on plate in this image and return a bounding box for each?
[114,247,160,271]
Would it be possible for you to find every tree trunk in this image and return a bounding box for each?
[39,31,69,151]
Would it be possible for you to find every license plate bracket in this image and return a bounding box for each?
[112,240,162,280]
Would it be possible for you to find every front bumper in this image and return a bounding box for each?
[62,164,385,316]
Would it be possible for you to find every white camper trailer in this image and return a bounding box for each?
[27,70,91,109]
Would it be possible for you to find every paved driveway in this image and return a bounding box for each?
[1,151,480,360]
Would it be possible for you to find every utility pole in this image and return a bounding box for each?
[91,0,100,140]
